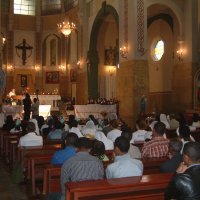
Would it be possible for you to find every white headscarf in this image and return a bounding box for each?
[160,114,170,129]
[95,131,114,150]
[82,120,97,137]
[29,118,40,135]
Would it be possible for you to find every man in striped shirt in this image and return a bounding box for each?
[60,137,104,200]
[142,122,169,158]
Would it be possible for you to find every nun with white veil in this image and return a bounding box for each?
[29,118,40,135]
[95,131,114,150]
[160,113,170,129]
[81,120,97,138]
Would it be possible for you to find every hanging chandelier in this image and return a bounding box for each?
[57,18,76,37]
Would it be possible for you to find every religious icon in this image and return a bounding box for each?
[21,75,27,87]
[105,47,116,66]
[70,69,77,82]
[16,39,33,65]
[46,71,59,84]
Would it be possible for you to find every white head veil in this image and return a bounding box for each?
[95,131,114,150]
[29,118,40,135]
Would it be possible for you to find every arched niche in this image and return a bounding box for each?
[42,34,61,67]
[88,2,119,99]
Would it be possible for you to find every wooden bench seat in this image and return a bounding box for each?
[66,173,173,200]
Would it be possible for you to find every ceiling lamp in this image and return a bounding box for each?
[57,18,76,37]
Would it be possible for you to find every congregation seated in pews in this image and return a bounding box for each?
[1,110,200,199]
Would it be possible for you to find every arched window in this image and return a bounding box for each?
[14,0,35,16]
[153,40,164,61]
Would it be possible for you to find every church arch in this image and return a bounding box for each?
[88,2,119,99]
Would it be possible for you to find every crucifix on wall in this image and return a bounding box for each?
[15,39,33,65]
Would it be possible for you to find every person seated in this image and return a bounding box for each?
[130,118,150,143]
[168,114,179,129]
[165,142,200,200]
[102,113,118,135]
[191,113,200,128]
[95,131,114,150]
[106,136,143,179]
[0,105,5,129]
[18,121,43,147]
[2,115,15,131]
[51,132,78,165]
[47,120,63,140]
[176,125,195,154]
[90,140,109,161]
[107,119,122,142]
[82,120,97,138]
[60,137,104,200]
[10,119,22,133]
[68,119,83,138]
[142,122,169,158]
[121,131,141,159]
[160,138,183,173]
[29,118,40,135]
[160,113,170,129]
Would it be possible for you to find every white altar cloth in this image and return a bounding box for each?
[74,104,117,119]
[2,105,23,118]
[30,95,61,111]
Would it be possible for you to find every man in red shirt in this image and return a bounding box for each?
[142,122,169,158]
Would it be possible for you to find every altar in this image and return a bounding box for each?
[74,104,117,119]
[30,95,61,111]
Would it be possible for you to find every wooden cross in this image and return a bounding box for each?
[16,39,33,65]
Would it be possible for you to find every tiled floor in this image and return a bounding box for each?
[0,158,29,200]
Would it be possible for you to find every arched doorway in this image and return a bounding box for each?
[87,3,119,99]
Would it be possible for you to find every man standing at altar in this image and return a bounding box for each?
[31,97,39,119]
[23,93,32,120]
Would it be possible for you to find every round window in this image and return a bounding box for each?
[153,40,164,61]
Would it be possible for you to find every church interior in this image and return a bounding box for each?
[1,1,200,200]
[0,0,199,127]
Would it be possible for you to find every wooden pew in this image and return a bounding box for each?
[42,166,61,195]
[66,173,173,200]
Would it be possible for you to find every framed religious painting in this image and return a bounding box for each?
[104,47,116,66]
[21,75,27,87]
[70,69,77,82]
[46,71,59,84]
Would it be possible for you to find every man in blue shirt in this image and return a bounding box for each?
[106,136,143,179]
[51,132,78,165]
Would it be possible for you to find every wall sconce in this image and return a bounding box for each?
[35,65,40,72]
[176,49,183,61]
[59,65,65,72]
[108,66,116,76]
[77,60,81,70]
[1,32,6,46]
[7,65,14,72]
[120,46,128,58]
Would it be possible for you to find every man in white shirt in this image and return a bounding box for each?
[18,121,43,147]
[107,119,122,142]
[106,136,143,179]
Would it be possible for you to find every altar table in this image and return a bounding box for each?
[74,104,117,119]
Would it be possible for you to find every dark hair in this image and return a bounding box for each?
[179,125,190,138]
[121,131,132,142]
[169,138,183,153]
[65,132,78,147]
[136,118,147,130]
[69,119,78,128]
[192,113,199,122]
[27,122,36,132]
[76,137,91,149]
[154,122,166,135]
[33,98,38,103]
[114,136,130,153]
[110,119,119,129]
[91,141,105,157]
[183,142,200,162]
[89,115,98,126]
